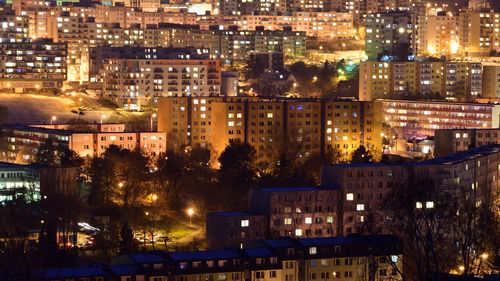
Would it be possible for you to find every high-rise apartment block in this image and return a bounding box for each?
[157,97,382,160]
[482,63,500,98]
[100,57,221,110]
[359,61,482,101]
[0,40,67,92]
[416,12,459,57]
[364,12,413,60]
[382,100,500,139]
[0,7,29,43]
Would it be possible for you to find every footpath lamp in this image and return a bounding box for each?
[151,113,157,131]
[187,208,194,227]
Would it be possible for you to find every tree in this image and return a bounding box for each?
[35,139,58,166]
[351,145,374,164]
[218,139,257,210]
[119,222,137,254]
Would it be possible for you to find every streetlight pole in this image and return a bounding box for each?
[51,116,56,125]
[187,208,194,227]
[151,113,157,132]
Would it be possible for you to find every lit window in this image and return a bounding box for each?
[346,193,354,201]
[241,220,249,227]
[228,121,235,127]
[110,136,116,141]
[416,202,422,209]
[356,204,364,211]
[327,216,333,223]
[284,218,292,225]
[305,217,312,224]
[309,247,317,255]
[267,113,273,118]
[200,106,206,111]
[425,201,434,209]
[391,255,398,263]
[295,229,303,236]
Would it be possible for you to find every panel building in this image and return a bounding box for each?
[0,40,67,92]
[434,128,500,157]
[157,97,382,161]
[382,100,500,139]
[1,125,166,164]
[322,144,500,235]
[359,61,482,101]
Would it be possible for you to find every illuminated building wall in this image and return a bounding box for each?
[323,144,500,235]
[417,13,460,57]
[0,8,29,43]
[364,12,413,60]
[381,100,500,139]
[158,97,382,161]
[359,61,482,101]
[458,11,500,57]
[0,40,67,91]
[482,64,500,98]
[101,59,222,110]
[1,125,166,163]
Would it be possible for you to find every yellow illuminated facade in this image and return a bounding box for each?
[158,97,382,161]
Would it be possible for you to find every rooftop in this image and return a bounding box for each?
[244,248,275,257]
[259,187,328,192]
[211,212,261,217]
[168,250,240,262]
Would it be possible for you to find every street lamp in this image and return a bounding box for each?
[100,114,106,124]
[151,112,157,132]
[51,116,57,125]
[187,208,194,227]
[481,253,488,260]
[118,182,124,188]
[152,194,158,201]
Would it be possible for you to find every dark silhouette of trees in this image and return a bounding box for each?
[351,145,374,164]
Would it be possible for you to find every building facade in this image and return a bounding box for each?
[1,125,166,164]
[381,100,500,139]
[322,144,500,235]
[0,40,67,91]
[434,128,500,157]
[157,97,382,161]
[359,61,482,101]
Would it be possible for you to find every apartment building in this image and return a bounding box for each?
[101,59,221,110]
[359,61,482,101]
[434,128,500,157]
[248,187,341,239]
[364,12,413,60]
[382,99,500,139]
[157,97,382,160]
[416,12,459,57]
[1,125,166,164]
[36,235,402,281]
[0,7,29,43]
[482,64,500,98]
[0,162,40,202]
[0,40,67,91]
[322,144,500,235]
[458,11,500,57]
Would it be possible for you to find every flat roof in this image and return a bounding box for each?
[211,212,261,217]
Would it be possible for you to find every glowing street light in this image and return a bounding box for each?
[51,116,57,125]
[100,114,106,124]
[481,253,488,260]
[458,266,465,272]
[152,194,158,201]
[312,76,318,83]
[187,208,194,227]
[151,112,157,131]
[118,182,124,188]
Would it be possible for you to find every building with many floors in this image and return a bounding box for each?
[434,128,500,157]
[321,144,500,235]
[101,58,221,110]
[35,235,402,281]
[381,99,500,139]
[0,125,166,164]
[416,12,459,57]
[364,12,413,60]
[0,39,67,92]
[0,7,29,43]
[157,96,382,161]
[0,162,39,202]
[359,61,482,101]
